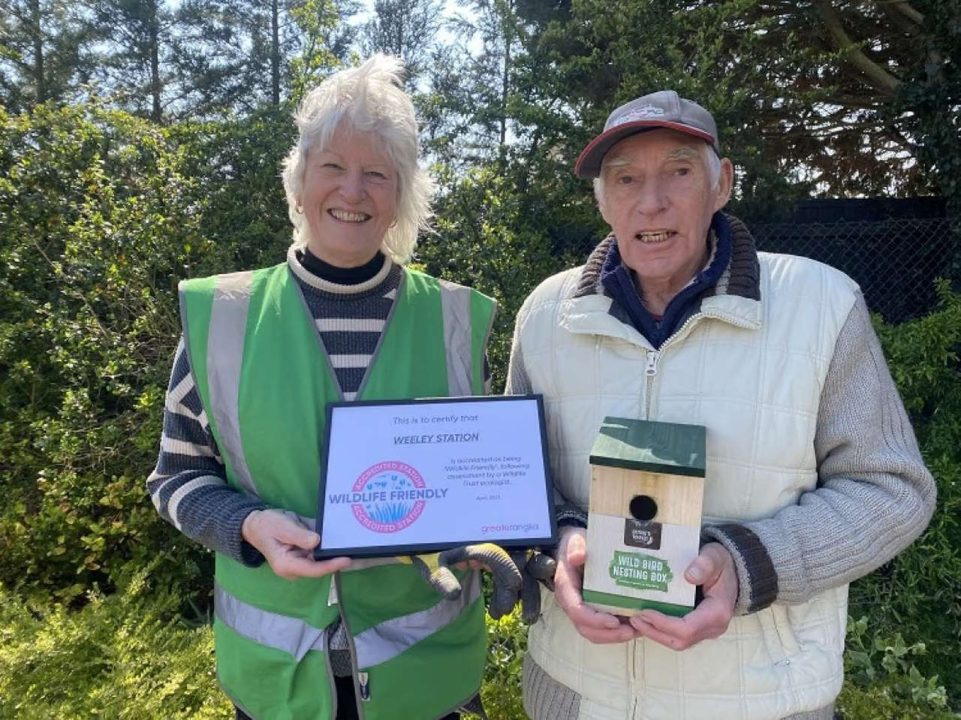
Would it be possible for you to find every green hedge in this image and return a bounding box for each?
[0,571,230,719]
[852,281,961,705]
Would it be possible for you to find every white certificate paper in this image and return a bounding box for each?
[315,396,556,557]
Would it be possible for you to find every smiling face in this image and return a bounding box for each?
[597,128,733,302]
[299,123,399,268]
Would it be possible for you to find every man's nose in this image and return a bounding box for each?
[635,180,667,215]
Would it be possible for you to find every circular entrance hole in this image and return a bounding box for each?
[629,495,658,522]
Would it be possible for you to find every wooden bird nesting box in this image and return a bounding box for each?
[582,417,706,617]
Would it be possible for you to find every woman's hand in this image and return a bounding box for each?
[553,526,637,644]
[242,509,351,580]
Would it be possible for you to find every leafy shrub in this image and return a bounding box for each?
[479,609,529,720]
[420,163,589,390]
[837,616,958,719]
[0,571,231,719]
[0,101,217,604]
[0,581,528,720]
[0,102,295,607]
[851,282,961,705]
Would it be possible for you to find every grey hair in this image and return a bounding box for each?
[592,137,721,203]
[281,54,432,265]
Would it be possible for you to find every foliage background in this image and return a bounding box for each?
[1,0,959,717]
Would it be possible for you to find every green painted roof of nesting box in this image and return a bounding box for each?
[589,417,706,477]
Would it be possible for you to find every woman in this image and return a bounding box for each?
[148,55,497,720]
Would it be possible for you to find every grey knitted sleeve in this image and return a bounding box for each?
[146,339,267,566]
[703,293,937,614]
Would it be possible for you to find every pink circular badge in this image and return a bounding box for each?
[351,461,427,533]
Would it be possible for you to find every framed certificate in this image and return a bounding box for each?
[314,395,557,558]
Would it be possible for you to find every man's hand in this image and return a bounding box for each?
[629,542,737,650]
[554,527,637,643]
[242,509,351,580]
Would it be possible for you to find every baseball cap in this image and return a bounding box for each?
[574,90,719,178]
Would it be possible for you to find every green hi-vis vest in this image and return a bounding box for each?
[178,262,496,720]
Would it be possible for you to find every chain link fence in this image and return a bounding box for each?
[748,201,958,323]
[752,217,958,323]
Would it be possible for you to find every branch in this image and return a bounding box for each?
[30,237,111,340]
[885,1,924,25]
[812,0,901,95]
[821,93,887,109]
[877,6,920,37]
[878,1,944,80]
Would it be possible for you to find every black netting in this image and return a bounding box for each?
[748,213,959,323]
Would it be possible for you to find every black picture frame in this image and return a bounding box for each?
[313,394,557,559]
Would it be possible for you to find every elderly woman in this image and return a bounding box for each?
[148,56,497,720]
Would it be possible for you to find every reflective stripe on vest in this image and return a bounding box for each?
[215,582,326,661]
[438,279,475,396]
[351,570,481,669]
[215,571,480,666]
[207,271,259,497]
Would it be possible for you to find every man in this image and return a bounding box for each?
[507,91,936,720]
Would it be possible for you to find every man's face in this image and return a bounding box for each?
[597,129,732,296]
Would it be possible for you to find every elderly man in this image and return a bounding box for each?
[507,91,936,720]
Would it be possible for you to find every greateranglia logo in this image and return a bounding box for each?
[340,461,445,533]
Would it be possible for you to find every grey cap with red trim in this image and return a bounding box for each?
[574,90,718,178]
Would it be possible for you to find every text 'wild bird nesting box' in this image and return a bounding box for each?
[583,417,706,617]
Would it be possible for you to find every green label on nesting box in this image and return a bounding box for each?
[609,550,674,592]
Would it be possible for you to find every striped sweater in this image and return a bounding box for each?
[147,247,404,564]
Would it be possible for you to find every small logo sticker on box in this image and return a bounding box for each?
[624,519,662,550]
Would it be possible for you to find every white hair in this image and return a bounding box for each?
[592,136,721,203]
[281,54,433,265]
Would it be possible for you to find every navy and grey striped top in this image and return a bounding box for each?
[147,247,404,564]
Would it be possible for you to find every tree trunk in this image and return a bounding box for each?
[30,0,45,103]
[271,0,281,106]
[148,0,162,121]
[498,0,513,150]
